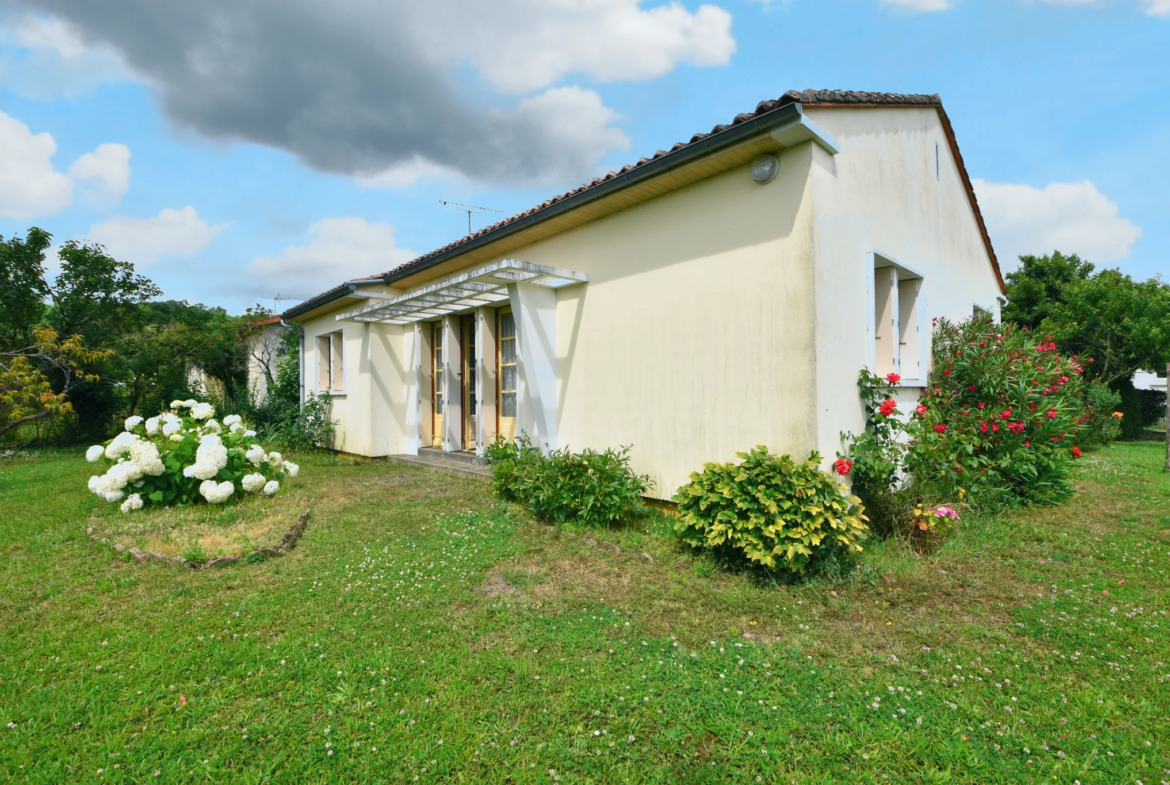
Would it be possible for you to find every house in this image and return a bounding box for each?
[243,316,288,403]
[281,90,1006,500]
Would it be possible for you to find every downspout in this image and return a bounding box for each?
[280,317,305,407]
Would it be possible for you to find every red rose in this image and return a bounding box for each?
[886,373,901,385]
[935,424,947,433]
[833,458,853,476]
[915,404,927,415]
[878,399,898,417]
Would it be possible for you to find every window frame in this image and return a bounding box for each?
[866,251,929,388]
[316,329,347,395]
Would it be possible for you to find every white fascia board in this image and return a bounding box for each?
[769,113,840,156]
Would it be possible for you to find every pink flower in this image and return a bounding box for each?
[1046,410,1058,419]
[915,404,927,415]
[935,424,948,434]
[833,458,853,476]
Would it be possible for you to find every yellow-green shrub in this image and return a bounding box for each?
[674,447,868,574]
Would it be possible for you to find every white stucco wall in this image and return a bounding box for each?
[805,106,1004,464]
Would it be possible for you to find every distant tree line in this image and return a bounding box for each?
[1,227,301,445]
[1002,251,1170,439]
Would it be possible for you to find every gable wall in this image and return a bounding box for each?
[804,106,1004,461]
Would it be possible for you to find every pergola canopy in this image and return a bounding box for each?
[334,259,588,324]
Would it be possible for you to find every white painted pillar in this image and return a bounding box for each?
[403,323,421,455]
[442,315,462,452]
[475,308,485,456]
[507,282,557,452]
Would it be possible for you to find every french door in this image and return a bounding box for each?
[462,315,477,452]
[497,308,517,443]
[431,321,443,447]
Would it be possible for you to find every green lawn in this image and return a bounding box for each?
[1,444,1168,783]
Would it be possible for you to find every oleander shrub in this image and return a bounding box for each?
[83,398,298,512]
[485,436,650,526]
[841,315,1088,515]
[674,447,868,575]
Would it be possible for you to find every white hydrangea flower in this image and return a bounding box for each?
[183,434,228,480]
[170,399,186,409]
[88,475,102,493]
[128,440,165,476]
[162,420,182,437]
[245,444,266,465]
[229,422,244,434]
[190,401,214,420]
[183,399,198,408]
[241,473,267,493]
[120,493,143,513]
[199,480,235,504]
[102,490,125,504]
[203,419,221,433]
[144,416,161,435]
[243,429,256,438]
[104,431,139,459]
[86,445,104,462]
[124,415,144,432]
[223,414,243,427]
[262,480,280,496]
[267,451,282,464]
[169,434,183,442]
[282,461,299,478]
[161,411,180,423]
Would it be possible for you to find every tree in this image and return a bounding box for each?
[1001,251,1095,330]
[1035,269,1170,439]
[0,228,52,350]
[49,240,161,346]
[0,325,111,437]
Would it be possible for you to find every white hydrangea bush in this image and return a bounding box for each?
[84,399,299,513]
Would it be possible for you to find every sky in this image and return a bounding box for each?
[0,0,1166,315]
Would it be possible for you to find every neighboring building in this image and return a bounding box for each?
[1133,370,1168,393]
[243,316,286,403]
[282,90,1006,500]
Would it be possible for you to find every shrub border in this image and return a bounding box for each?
[87,508,311,570]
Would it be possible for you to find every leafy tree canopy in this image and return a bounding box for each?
[1001,251,1095,330]
[0,228,52,350]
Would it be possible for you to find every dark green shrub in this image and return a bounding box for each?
[272,393,336,451]
[1078,379,1122,447]
[674,447,868,575]
[485,436,650,526]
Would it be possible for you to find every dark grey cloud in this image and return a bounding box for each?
[6,0,641,183]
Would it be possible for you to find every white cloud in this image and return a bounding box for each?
[355,156,464,189]
[0,13,134,99]
[0,109,73,219]
[423,0,736,95]
[0,109,133,219]
[68,143,131,205]
[1143,0,1170,15]
[973,179,1142,269]
[879,0,954,11]
[85,207,226,267]
[246,218,416,301]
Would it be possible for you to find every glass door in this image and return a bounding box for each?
[431,321,443,447]
[462,314,477,452]
[497,308,517,443]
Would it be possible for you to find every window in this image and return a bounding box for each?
[317,331,344,392]
[870,253,925,384]
[498,309,517,419]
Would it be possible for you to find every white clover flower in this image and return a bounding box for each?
[199,480,235,504]
[223,414,243,427]
[243,429,256,438]
[86,445,105,462]
[267,451,282,465]
[203,419,221,433]
[262,480,280,497]
[283,461,299,478]
[170,400,186,409]
[162,420,182,437]
[124,415,144,432]
[245,444,266,465]
[190,402,214,420]
[241,473,267,493]
[120,493,144,513]
[144,416,161,435]
[104,431,140,459]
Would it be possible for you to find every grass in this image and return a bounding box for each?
[1,444,1168,783]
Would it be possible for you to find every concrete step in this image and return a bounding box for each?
[419,447,483,466]
[388,451,491,480]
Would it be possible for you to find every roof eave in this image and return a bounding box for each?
[381,102,838,287]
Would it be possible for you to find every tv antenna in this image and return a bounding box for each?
[439,200,503,236]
